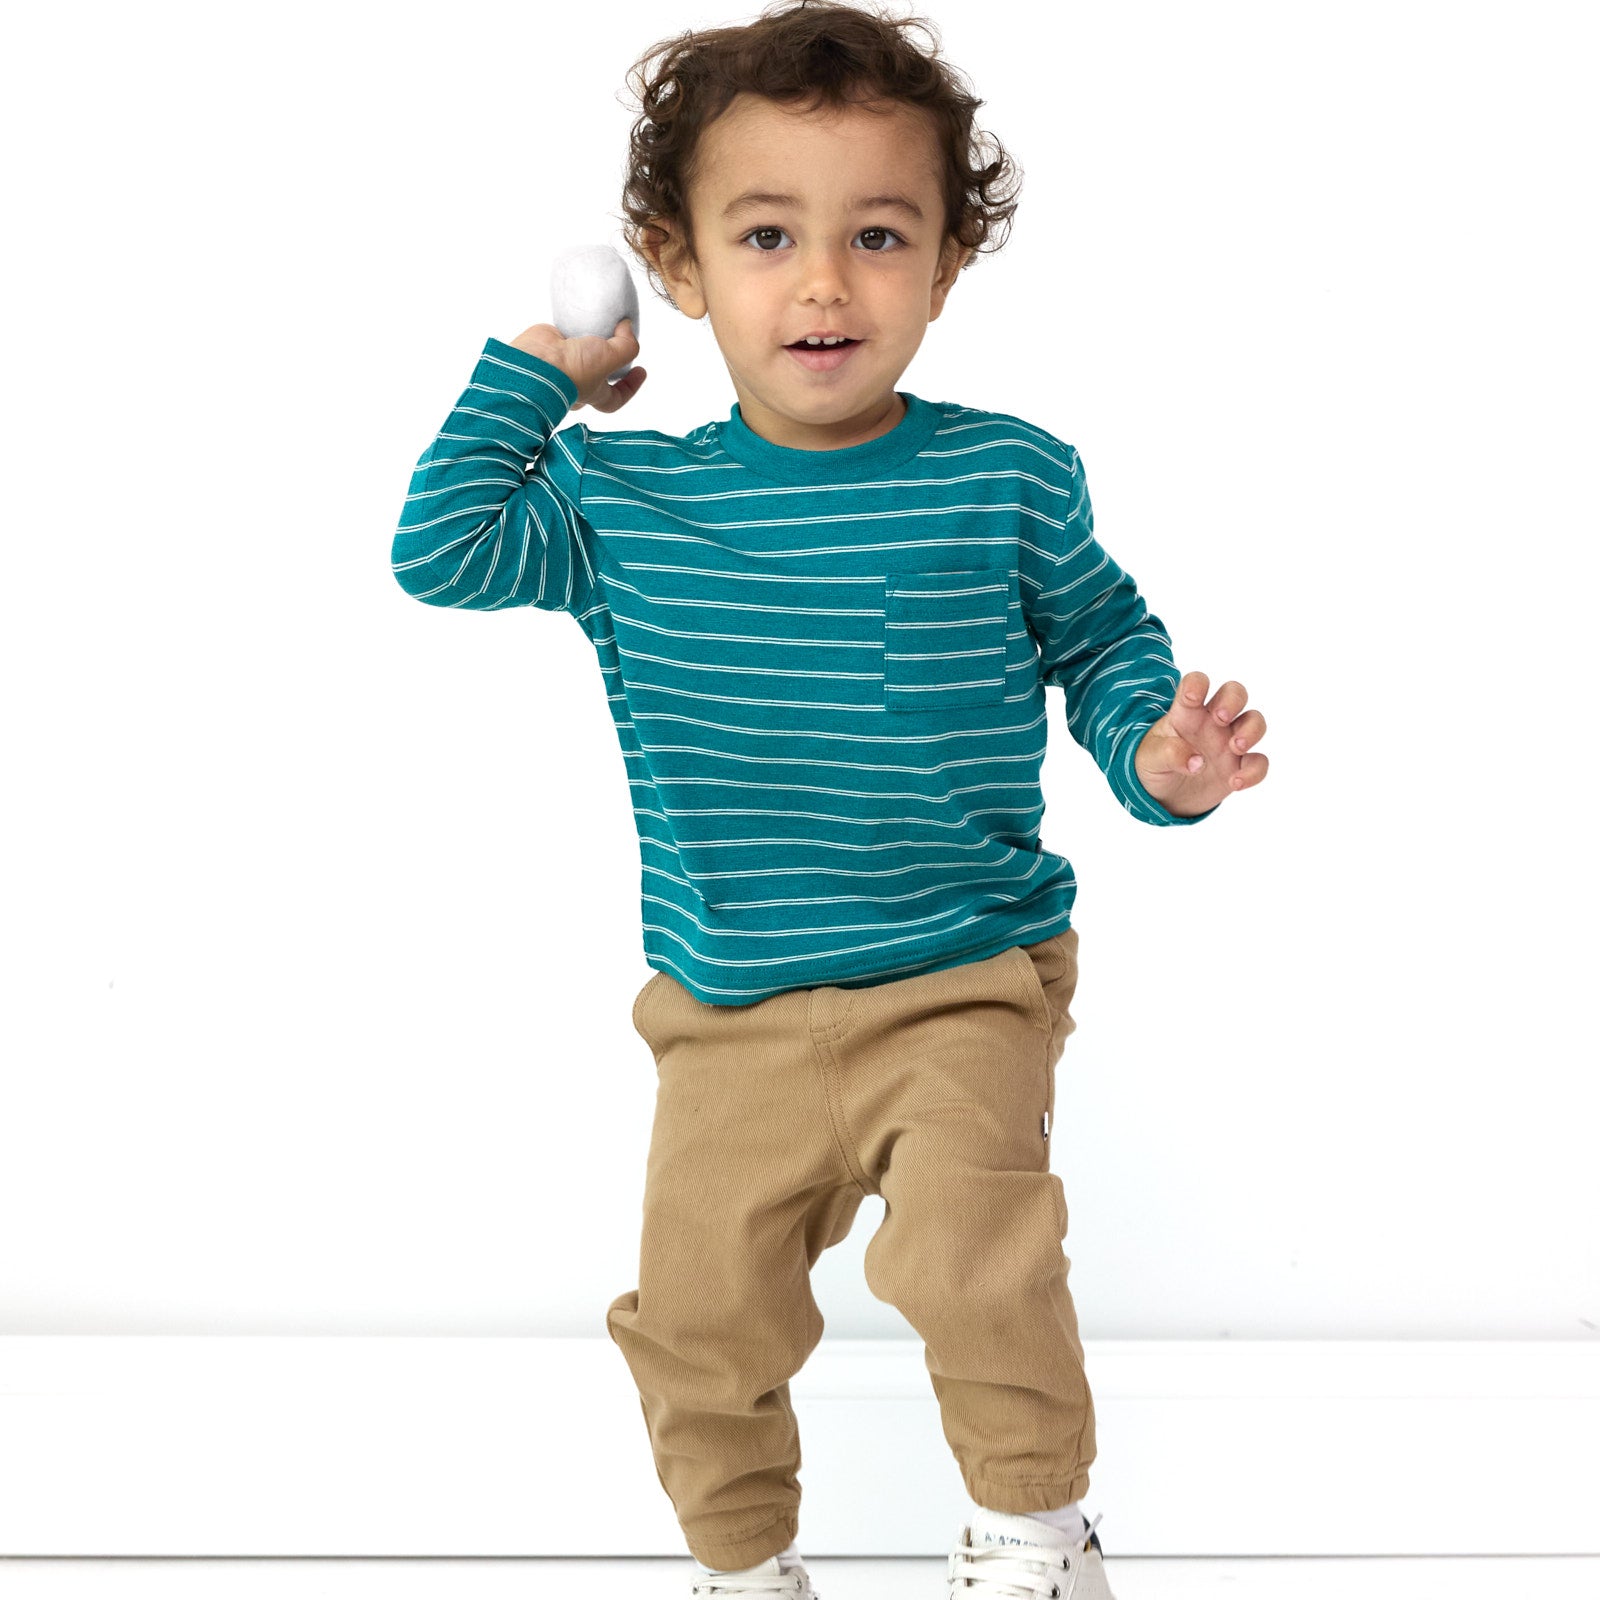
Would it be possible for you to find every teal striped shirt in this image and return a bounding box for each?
[392,337,1216,1006]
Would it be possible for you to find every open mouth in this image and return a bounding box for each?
[785,338,863,371]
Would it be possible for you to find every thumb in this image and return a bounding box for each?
[1139,727,1205,777]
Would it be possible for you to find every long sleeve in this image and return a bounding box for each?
[1020,439,1219,826]
[391,337,591,614]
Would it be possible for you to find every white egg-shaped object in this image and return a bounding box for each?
[550,244,640,384]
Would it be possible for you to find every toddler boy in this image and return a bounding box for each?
[392,4,1267,1597]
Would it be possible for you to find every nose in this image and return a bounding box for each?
[793,244,853,304]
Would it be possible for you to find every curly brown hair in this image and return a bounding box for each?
[614,0,1022,309]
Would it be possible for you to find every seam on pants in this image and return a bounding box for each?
[717,1512,795,1546]
[1067,1383,1092,1476]
[1019,941,1070,1228]
[1009,944,1055,1171]
[807,989,871,1197]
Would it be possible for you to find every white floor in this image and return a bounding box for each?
[0,1556,1597,1599]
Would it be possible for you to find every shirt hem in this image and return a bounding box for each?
[644,913,1078,1008]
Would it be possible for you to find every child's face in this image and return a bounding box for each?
[653,93,969,452]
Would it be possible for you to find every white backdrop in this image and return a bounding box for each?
[2,0,1595,1355]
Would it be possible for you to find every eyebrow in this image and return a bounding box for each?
[720,190,926,222]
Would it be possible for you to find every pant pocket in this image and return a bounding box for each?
[1025,932,1080,1043]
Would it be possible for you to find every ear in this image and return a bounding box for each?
[928,235,973,322]
[648,219,709,319]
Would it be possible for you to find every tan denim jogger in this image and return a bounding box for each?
[605,931,1092,1571]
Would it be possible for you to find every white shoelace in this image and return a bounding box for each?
[692,1569,816,1600]
[947,1514,1104,1600]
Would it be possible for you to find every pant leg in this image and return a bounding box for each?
[606,970,866,1570]
[815,930,1094,1513]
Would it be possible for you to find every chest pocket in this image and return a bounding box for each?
[883,567,1012,712]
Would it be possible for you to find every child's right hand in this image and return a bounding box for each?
[507,318,647,413]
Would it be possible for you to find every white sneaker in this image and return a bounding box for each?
[691,1554,822,1600]
[948,1505,1116,1600]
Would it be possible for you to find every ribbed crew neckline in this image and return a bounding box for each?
[715,390,942,483]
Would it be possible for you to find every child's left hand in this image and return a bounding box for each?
[1134,670,1269,818]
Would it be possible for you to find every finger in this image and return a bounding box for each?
[1206,679,1249,727]
[1227,709,1267,753]
[588,372,623,412]
[590,368,646,413]
[1230,752,1269,789]
[1177,670,1210,711]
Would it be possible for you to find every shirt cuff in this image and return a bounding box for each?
[482,336,581,411]
[1114,719,1222,826]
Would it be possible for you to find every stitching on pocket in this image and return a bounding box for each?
[883,568,1011,711]
[1007,943,1053,1036]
